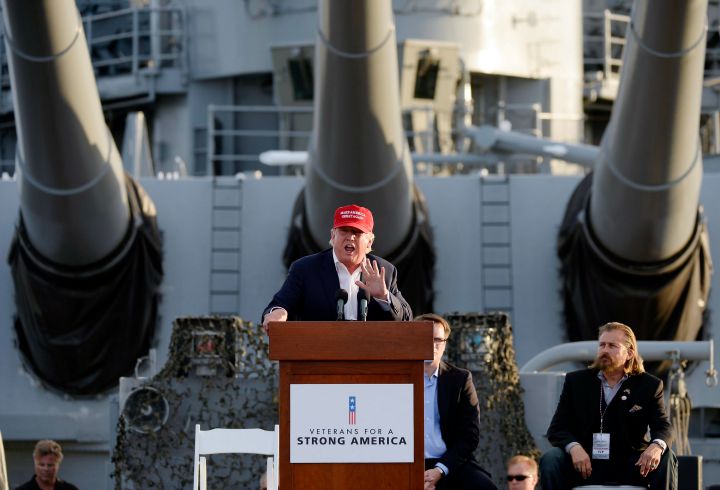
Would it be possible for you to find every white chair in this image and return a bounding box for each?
[193,424,279,490]
[0,429,8,490]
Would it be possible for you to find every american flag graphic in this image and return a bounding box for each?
[348,396,357,424]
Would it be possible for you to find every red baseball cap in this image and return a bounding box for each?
[333,204,374,233]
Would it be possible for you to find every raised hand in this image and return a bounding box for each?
[356,258,388,300]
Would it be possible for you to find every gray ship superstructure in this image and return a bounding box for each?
[0,0,719,488]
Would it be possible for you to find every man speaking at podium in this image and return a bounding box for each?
[262,204,412,331]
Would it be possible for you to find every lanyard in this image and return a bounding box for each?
[599,381,607,433]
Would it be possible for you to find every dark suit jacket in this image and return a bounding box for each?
[547,369,672,466]
[436,361,481,474]
[15,476,79,490]
[262,248,412,322]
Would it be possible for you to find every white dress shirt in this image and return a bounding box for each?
[333,251,362,320]
[424,366,449,475]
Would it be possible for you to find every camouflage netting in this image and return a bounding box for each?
[445,312,540,488]
[113,313,536,488]
[113,316,277,489]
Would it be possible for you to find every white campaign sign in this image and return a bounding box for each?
[290,383,414,463]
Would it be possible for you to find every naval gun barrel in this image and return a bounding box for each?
[283,0,433,312]
[3,0,129,266]
[305,0,414,255]
[559,0,712,350]
[591,0,706,262]
[4,0,163,395]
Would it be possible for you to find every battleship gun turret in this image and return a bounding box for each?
[283,0,434,312]
[559,0,712,348]
[4,0,163,395]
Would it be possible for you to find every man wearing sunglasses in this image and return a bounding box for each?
[415,313,497,490]
[506,455,538,489]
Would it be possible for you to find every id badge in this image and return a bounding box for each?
[592,433,610,459]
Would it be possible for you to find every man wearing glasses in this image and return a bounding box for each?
[506,455,538,489]
[262,204,412,331]
[416,313,497,490]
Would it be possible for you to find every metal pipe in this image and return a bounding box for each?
[589,0,707,262]
[305,0,414,255]
[465,125,599,168]
[2,0,129,266]
[520,340,714,373]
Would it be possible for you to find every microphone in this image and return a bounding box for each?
[359,292,369,321]
[336,288,349,321]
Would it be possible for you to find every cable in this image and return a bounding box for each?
[667,365,692,455]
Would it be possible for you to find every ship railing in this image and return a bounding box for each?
[206,104,468,176]
[706,47,720,78]
[402,105,437,155]
[492,101,584,141]
[206,104,447,176]
[205,105,314,176]
[82,5,187,79]
[584,8,720,85]
[0,4,187,91]
[0,158,13,179]
[204,103,588,176]
[583,9,629,83]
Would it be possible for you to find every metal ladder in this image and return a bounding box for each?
[209,178,242,314]
[480,175,513,314]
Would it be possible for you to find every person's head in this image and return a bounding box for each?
[589,322,644,375]
[329,204,375,272]
[259,471,268,490]
[415,313,450,372]
[506,455,538,489]
[33,440,64,486]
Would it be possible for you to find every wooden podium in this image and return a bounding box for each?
[268,321,432,489]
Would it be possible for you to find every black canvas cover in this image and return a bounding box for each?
[8,176,163,395]
[558,174,712,348]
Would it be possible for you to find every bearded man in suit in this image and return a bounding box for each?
[540,322,677,490]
